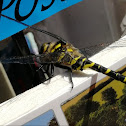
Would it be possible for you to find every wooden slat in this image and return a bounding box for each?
[0,36,126,125]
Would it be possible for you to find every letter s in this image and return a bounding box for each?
[15,0,38,21]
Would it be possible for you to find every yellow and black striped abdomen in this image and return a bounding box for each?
[88,60,126,83]
[74,58,126,84]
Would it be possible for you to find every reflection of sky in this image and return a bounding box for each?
[25,110,54,126]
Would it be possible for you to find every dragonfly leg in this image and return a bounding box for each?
[51,64,54,77]
[55,64,73,90]
[36,64,44,72]
[35,62,51,80]
[45,63,54,77]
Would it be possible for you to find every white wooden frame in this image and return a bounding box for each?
[0,36,126,125]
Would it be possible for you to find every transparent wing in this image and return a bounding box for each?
[0,51,61,64]
[80,40,126,58]
[1,40,126,65]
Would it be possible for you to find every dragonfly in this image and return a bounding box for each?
[0,13,126,90]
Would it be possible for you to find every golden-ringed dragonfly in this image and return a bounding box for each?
[0,13,126,90]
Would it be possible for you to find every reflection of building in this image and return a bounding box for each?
[35,0,122,48]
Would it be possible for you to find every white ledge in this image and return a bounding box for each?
[0,36,126,125]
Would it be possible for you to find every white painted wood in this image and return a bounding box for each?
[0,63,16,103]
[0,36,126,125]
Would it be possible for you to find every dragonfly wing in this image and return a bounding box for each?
[0,55,36,64]
[0,52,61,64]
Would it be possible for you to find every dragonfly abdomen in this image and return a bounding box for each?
[88,60,126,83]
[72,57,126,84]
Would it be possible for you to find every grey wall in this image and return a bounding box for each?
[26,0,121,49]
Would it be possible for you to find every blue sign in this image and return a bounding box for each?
[0,0,82,41]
